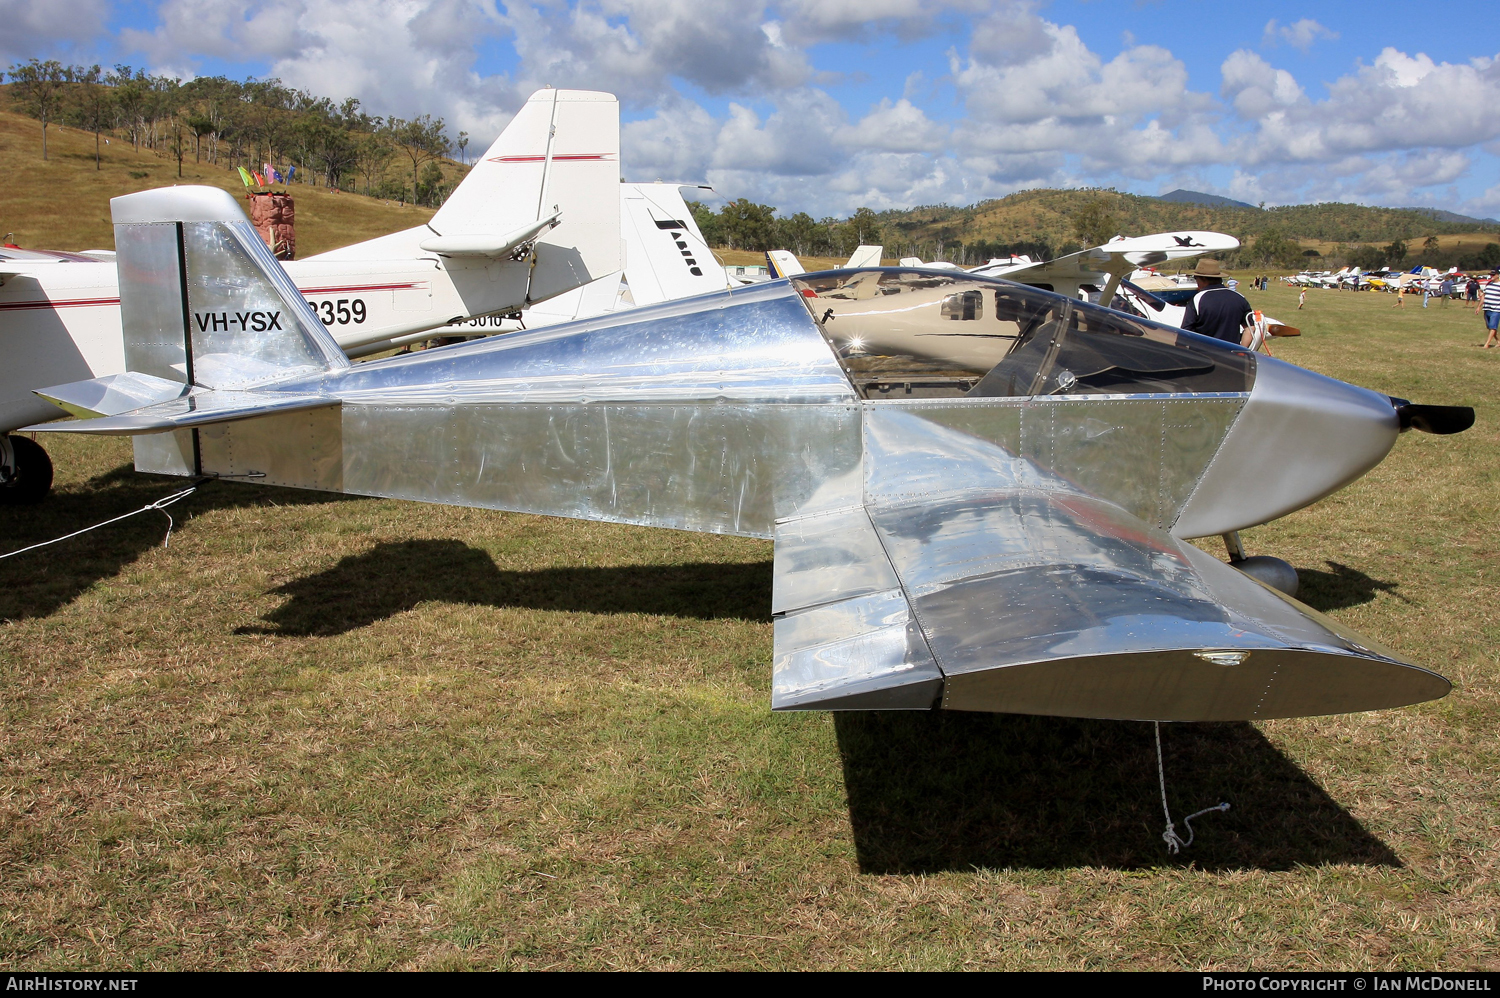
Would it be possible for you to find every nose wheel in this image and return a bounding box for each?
[1223,530,1298,597]
[0,435,54,504]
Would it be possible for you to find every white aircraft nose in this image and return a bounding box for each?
[1171,355,1399,538]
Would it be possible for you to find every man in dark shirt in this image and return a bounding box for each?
[1180,258,1254,344]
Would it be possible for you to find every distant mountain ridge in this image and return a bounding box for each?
[1155,189,1259,211]
[1400,206,1500,227]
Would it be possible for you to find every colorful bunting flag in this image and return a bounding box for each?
[252,171,265,187]
[237,166,253,187]
[286,165,296,184]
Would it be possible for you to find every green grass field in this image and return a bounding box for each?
[0,279,1496,970]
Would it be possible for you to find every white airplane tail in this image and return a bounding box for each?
[845,245,883,268]
[306,88,620,314]
[765,250,804,278]
[618,183,727,305]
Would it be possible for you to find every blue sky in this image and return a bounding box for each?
[8,0,1500,218]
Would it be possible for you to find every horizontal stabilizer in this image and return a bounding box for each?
[35,372,191,419]
[419,211,561,258]
[23,389,338,435]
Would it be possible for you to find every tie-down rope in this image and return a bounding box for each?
[1155,720,1230,854]
[0,483,201,561]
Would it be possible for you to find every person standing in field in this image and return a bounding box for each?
[1298,289,1306,310]
[1394,284,1406,308]
[1477,270,1500,348]
[1181,259,1256,345]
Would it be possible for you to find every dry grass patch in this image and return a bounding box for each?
[0,107,433,255]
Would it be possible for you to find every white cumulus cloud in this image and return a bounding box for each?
[1262,18,1338,53]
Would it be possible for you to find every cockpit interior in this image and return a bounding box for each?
[791,269,1255,399]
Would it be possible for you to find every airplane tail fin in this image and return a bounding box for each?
[618,183,727,306]
[426,89,620,301]
[844,245,883,269]
[27,187,348,476]
[111,186,349,390]
[306,89,621,306]
[765,250,805,278]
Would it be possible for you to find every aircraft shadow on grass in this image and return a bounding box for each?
[835,713,1400,873]
[1295,560,1407,611]
[0,466,356,622]
[240,538,773,636]
[252,538,1400,873]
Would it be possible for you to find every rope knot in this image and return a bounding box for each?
[1154,721,1230,856]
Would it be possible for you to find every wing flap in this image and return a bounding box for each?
[772,507,942,710]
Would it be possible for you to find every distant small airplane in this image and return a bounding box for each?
[0,88,622,501]
[22,185,1475,722]
[766,245,883,280]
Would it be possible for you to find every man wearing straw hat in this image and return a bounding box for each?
[1181,258,1255,345]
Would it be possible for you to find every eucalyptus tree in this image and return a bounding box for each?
[72,65,115,169]
[6,59,69,159]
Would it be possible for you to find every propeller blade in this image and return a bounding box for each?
[1390,398,1476,435]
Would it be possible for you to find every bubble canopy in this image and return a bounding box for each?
[790,268,1256,400]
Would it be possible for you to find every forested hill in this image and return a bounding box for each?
[692,185,1500,271]
[875,188,1498,256]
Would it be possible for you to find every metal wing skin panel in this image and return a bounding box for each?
[340,401,860,537]
[772,505,899,614]
[307,282,853,405]
[772,589,943,710]
[854,403,1449,721]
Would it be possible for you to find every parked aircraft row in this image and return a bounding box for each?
[765,232,1302,346]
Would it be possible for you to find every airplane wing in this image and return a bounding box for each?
[973,231,1241,292]
[772,407,1448,719]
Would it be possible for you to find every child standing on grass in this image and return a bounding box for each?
[1298,289,1306,310]
[1477,270,1500,348]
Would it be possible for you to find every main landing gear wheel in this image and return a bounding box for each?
[1223,530,1298,598]
[0,435,54,504]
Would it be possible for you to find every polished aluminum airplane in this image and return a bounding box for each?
[24,186,1475,721]
[0,87,621,499]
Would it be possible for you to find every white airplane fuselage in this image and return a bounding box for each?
[0,245,535,432]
